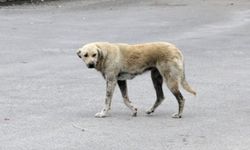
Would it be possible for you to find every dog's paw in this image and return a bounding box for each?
[95,112,107,118]
[131,108,138,117]
[172,113,182,118]
[146,108,154,115]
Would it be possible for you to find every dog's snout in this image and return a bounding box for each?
[87,63,95,68]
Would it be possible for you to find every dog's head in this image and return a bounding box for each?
[77,44,102,69]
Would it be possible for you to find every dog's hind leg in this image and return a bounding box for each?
[166,76,185,118]
[171,90,185,118]
[146,68,165,115]
[117,80,138,116]
[158,61,185,118]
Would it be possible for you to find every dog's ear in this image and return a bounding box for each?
[76,50,82,58]
[97,48,103,60]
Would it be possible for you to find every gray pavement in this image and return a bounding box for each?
[0,0,250,149]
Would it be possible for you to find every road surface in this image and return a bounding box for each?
[0,0,250,149]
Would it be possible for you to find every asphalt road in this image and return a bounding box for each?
[0,0,250,149]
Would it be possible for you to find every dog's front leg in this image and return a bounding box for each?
[95,78,117,118]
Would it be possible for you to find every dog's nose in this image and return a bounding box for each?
[87,63,95,68]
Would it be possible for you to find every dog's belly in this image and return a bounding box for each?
[117,72,137,80]
[117,67,155,80]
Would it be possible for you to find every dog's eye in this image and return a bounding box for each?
[92,54,96,57]
[84,54,88,57]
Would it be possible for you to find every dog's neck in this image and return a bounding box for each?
[95,47,108,73]
[95,54,106,74]
[95,60,103,72]
[95,62,106,80]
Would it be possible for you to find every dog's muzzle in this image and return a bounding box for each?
[87,63,95,68]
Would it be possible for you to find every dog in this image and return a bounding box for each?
[77,42,196,118]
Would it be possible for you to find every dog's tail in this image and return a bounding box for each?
[181,65,196,96]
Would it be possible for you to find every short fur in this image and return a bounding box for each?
[77,42,196,118]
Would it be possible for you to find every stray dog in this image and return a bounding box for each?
[77,42,196,118]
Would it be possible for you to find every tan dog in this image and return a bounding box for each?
[77,42,196,118]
